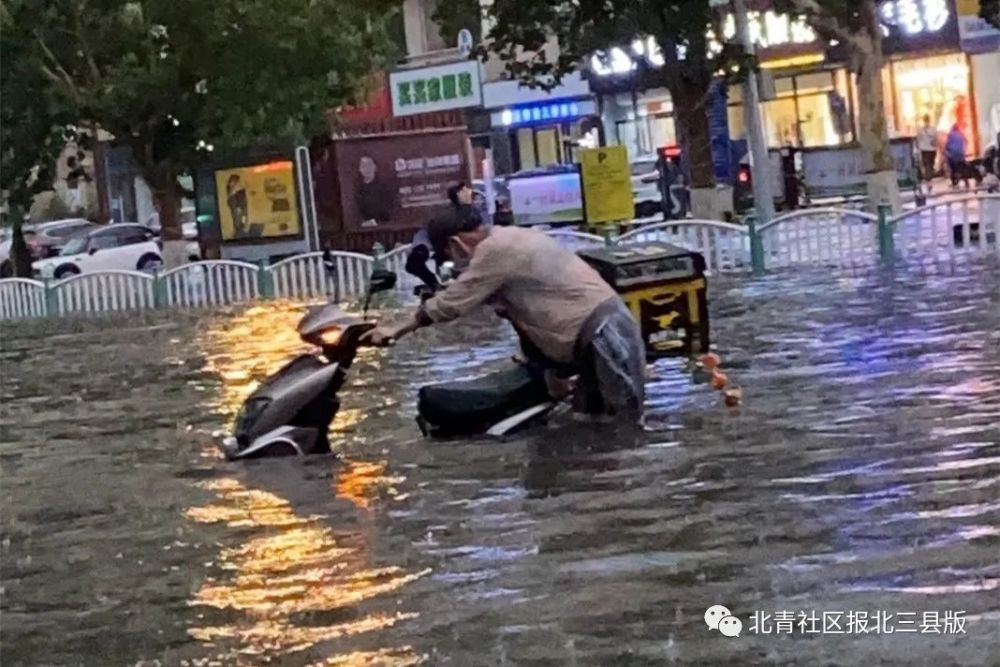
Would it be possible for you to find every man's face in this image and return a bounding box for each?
[359,157,376,183]
[446,229,483,268]
[457,185,474,205]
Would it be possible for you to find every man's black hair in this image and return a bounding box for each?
[446,181,468,207]
[427,205,483,258]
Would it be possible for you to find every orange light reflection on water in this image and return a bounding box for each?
[185,477,427,663]
[186,304,426,664]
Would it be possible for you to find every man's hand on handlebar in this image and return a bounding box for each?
[359,325,397,347]
[360,313,425,348]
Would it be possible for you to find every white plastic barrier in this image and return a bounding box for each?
[269,251,373,302]
[758,208,878,269]
[53,271,155,316]
[0,278,46,320]
[161,260,260,308]
[620,220,751,273]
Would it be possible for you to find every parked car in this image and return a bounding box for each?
[33,224,162,279]
[631,157,663,219]
[113,218,201,261]
[0,219,98,276]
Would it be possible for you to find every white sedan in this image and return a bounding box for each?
[33,224,163,280]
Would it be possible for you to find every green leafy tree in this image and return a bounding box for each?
[0,3,76,276]
[457,0,728,211]
[8,0,397,265]
[777,0,901,211]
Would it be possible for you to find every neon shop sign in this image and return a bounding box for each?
[590,0,951,77]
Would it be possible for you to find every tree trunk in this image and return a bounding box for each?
[671,76,733,220]
[152,172,187,268]
[854,3,901,212]
[9,209,34,277]
[672,78,715,189]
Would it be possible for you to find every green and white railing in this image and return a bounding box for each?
[1,194,996,322]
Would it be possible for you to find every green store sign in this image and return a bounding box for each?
[391,62,482,117]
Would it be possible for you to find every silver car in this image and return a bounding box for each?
[0,218,97,277]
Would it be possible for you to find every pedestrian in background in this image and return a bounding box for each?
[945,124,970,190]
[917,115,938,192]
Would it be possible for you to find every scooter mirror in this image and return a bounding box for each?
[368,269,397,294]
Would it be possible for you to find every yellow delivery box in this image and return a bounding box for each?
[577,242,710,357]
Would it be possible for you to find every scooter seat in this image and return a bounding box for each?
[417,364,551,437]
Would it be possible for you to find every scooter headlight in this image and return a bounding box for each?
[318,327,343,346]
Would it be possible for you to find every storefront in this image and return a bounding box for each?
[470,72,600,174]
[885,53,975,148]
[958,0,1000,150]
[590,1,979,157]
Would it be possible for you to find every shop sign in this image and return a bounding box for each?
[580,146,634,224]
[708,81,732,183]
[489,99,597,128]
[390,61,482,117]
[508,170,584,226]
[956,0,1000,53]
[590,1,953,78]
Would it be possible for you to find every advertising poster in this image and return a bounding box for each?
[214,160,300,241]
[580,146,634,224]
[802,140,917,197]
[335,131,468,232]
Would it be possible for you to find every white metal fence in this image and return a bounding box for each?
[269,251,373,303]
[0,279,46,320]
[619,220,751,273]
[161,260,260,308]
[758,208,879,269]
[53,271,156,316]
[893,194,1000,264]
[2,195,995,323]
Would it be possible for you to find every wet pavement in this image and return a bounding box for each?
[2,262,999,666]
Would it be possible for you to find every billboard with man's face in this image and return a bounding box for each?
[334,130,468,232]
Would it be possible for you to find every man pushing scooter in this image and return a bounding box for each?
[364,210,646,424]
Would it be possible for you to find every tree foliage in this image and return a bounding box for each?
[0,3,76,275]
[4,0,398,252]
[449,0,728,190]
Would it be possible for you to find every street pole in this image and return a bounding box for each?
[732,0,775,223]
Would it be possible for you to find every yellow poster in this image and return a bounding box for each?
[215,160,300,241]
[580,146,635,225]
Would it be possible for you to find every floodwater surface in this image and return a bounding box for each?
[2,263,999,666]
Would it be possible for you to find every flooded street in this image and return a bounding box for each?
[2,264,999,666]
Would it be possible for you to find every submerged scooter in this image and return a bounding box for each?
[409,261,560,438]
[219,263,397,460]
[220,262,558,460]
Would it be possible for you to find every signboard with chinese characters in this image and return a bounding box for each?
[214,160,301,241]
[333,130,468,231]
[580,146,635,224]
[390,61,482,117]
[589,1,957,84]
[801,140,917,198]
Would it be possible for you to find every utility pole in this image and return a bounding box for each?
[732,0,775,222]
